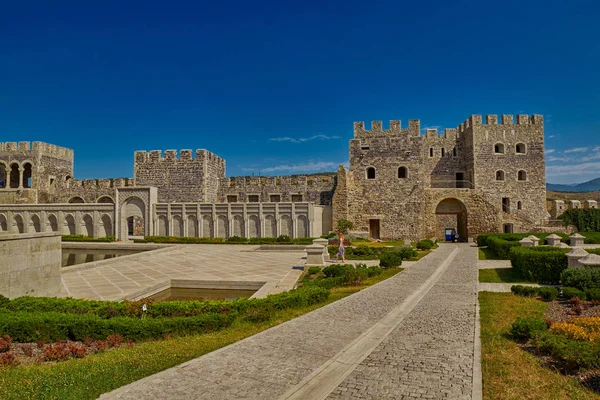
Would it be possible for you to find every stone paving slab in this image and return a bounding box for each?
[61,244,306,300]
[100,244,480,400]
[477,259,511,269]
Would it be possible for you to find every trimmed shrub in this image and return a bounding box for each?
[62,235,116,242]
[488,236,523,259]
[510,285,538,297]
[561,268,600,290]
[379,251,403,268]
[584,288,600,301]
[225,236,248,243]
[538,287,559,302]
[562,286,586,301]
[509,247,568,284]
[276,235,292,243]
[389,246,418,260]
[511,317,547,340]
[307,266,321,275]
[416,239,434,250]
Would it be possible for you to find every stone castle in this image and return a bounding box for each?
[1,113,584,241]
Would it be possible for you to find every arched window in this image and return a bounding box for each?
[398,167,408,179]
[22,163,32,188]
[516,143,526,154]
[68,196,85,204]
[518,170,527,181]
[517,201,523,210]
[366,167,376,180]
[494,143,505,154]
[429,148,433,157]
[9,163,19,188]
[0,163,6,188]
[496,170,505,181]
[441,148,445,157]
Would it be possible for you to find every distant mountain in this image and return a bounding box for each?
[547,178,600,192]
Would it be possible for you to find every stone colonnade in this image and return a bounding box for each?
[153,202,314,239]
[0,204,115,238]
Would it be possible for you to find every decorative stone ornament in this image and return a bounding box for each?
[305,244,326,267]
[312,238,330,260]
[567,247,589,268]
[519,238,533,247]
[570,233,585,247]
[546,234,562,247]
[578,254,600,268]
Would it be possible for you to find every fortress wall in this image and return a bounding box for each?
[134,149,225,203]
[217,174,335,204]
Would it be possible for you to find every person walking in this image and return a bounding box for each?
[334,231,346,263]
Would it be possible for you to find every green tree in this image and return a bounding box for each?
[336,219,354,234]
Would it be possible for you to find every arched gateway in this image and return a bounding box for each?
[435,198,468,242]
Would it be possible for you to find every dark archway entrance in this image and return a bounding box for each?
[435,198,468,242]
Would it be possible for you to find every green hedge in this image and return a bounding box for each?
[313,264,382,287]
[508,247,568,284]
[0,312,234,343]
[62,235,116,242]
[379,251,403,268]
[560,268,600,290]
[559,208,600,233]
[488,236,523,259]
[137,235,314,245]
[0,286,330,320]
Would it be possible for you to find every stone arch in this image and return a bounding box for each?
[0,214,7,232]
[82,214,94,237]
[518,170,527,181]
[494,143,505,154]
[217,215,228,238]
[366,166,376,180]
[13,214,24,233]
[121,196,145,239]
[297,215,308,238]
[47,214,59,232]
[264,215,276,238]
[22,162,32,188]
[68,196,85,204]
[97,196,115,204]
[100,214,112,237]
[496,170,505,181]
[172,215,183,237]
[248,215,260,238]
[30,214,41,233]
[158,216,168,236]
[398,166,408,179]
[187,215,198,237]
[435,198,468,242]
[9,163,19,188]
[0,161,7,188]
[63,214,76,235]
[280,215,292,237]
[516,143,527,154]
[202,215,213,238]
[232,215,244,237]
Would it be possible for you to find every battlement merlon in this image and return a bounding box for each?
[467,114,544,126]
[0,141,74,161]
[353,120,420,138]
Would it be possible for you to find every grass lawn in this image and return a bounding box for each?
[478,268,530,283]
[478,247,504,260]
[479,292,600,400]
[0,269,402,400]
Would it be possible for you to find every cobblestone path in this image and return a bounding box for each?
[100,244,479,400]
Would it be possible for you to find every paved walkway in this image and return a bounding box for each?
[61,244,306,300]
[100,243,480,400]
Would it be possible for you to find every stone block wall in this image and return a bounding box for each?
[0,232,62,299]
[134,149,225,203]
[217,174,335,205]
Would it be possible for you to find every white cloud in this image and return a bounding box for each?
[545,149,555,154]
[547,156,570,163]
[547,161,600,177]
[243,161,341,174]
[564,147,589,153]
[269,134,340,144]
[547,135,555,139]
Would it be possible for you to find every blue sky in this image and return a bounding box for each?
[1,0,599,184]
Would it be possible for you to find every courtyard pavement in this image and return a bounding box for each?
[61,244,308,300]
[100,243,480,400]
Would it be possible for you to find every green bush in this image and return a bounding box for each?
[584,288,600,301]
[276,235,292,243]
[508,247,568,284]
[317,264,379,286]
[307,266,321,275]
[510,285,540,297]
[560,268,600,290]
[336,219,354,234]
[561,286,586,300]
[416,239,434,250]
[62,235,116,242]
[533,331,600,372]
[379,251,403,268]
[488,236,524,259]
[0,312,234,343]
[510,317,547,340]
[537,287,559,302]
[390,246,418,260]
[559,209,600,233]
[225,236,248,243]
